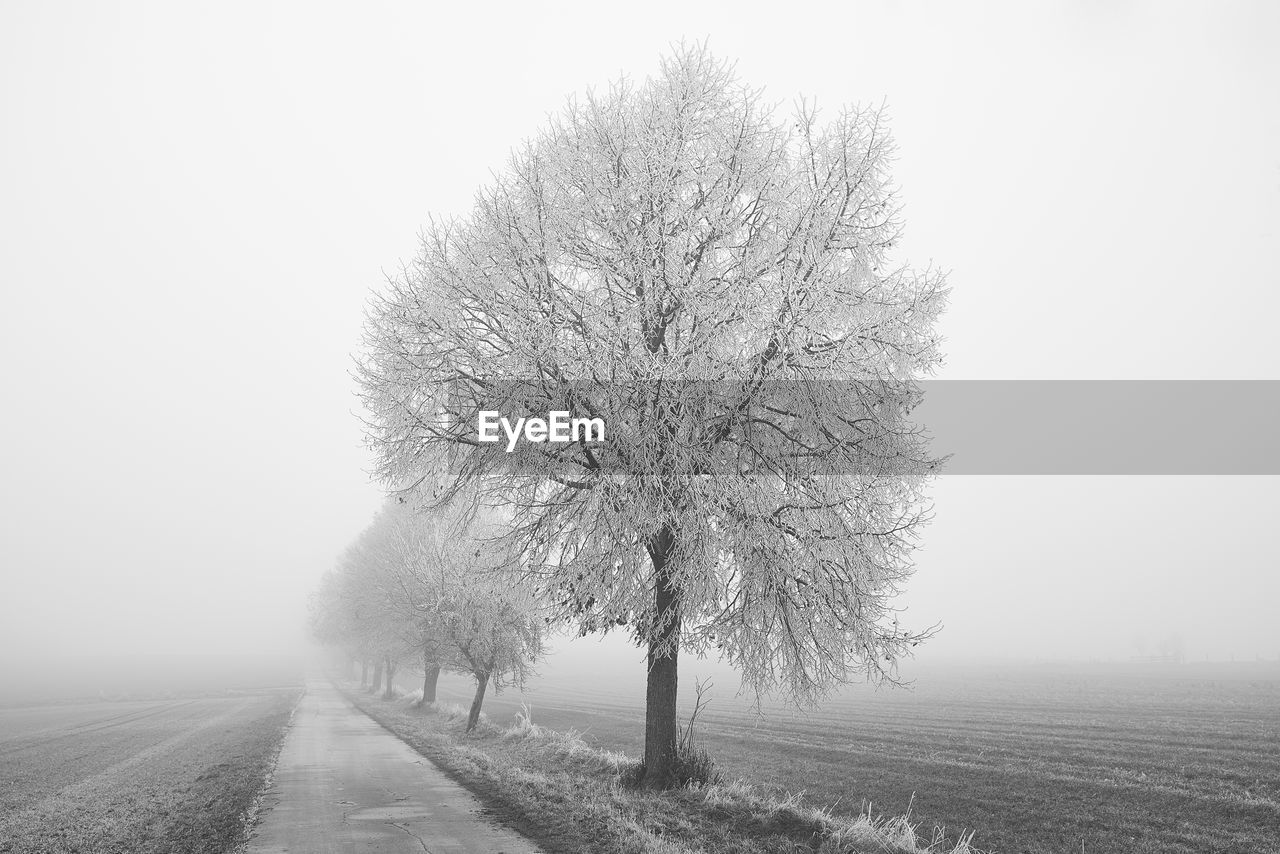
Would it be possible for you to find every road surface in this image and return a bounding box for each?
[246,680,540,854]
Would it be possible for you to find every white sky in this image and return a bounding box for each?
[1,1,1277,671]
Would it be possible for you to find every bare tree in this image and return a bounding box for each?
[333,511,421,699]
[357,500,453,704]
[313,498,544,725]
[309,555,386,690]
[439,571,544,733]
[359,44,946,786]
[406,499,545,731]
[307,569,363,680]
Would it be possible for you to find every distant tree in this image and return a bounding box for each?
[439,574,544,732]
[359,44,946,786]
[313,498,544,724]
[308,561,382,688]
[336,512,421,699]
[307,570,350,656]
[371,498,470,706]
[385,497,546,730]
[354,501,450,702]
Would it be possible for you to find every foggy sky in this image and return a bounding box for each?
[1,1,1277,674]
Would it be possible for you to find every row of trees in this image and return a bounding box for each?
[341,43,947,787]
[310,499,544,731]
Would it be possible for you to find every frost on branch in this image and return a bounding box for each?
[357,43,947,707]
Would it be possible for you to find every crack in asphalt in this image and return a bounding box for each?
[389,820,433,853]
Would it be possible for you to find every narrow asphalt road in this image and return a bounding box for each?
[245,679,542,854]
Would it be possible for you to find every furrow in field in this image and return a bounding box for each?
[0,692,295,854]
[0,700,194,757]
[0,698,248,816]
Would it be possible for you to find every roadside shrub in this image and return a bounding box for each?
[674,679,722,787]
[670,740,721,788]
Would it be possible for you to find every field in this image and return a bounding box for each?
[0,690,299,853]
[410,660,1280,854]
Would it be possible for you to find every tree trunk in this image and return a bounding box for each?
[420,664,441,705]
[369,658,383,694]
[360,658,369,687]
[642,525,681,789]
[466,671,490,732]
[383,657,397,699]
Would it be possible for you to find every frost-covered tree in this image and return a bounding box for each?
[308,569,363,679]
[356,500,454,704]
[373,498,544,712]
[333,510,423,698]
[397,497,545,731]
[440,571,544,732]
[309,555,389,689]
[314,498,544,722]
[359,44,946,786]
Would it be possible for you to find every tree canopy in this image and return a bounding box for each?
[358,43,946,786]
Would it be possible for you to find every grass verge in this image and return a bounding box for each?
[341,683,982,854]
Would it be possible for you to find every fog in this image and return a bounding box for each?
[2,2,1277,699]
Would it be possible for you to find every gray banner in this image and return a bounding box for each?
[434,379,1280,476]
[917,380,1280,474]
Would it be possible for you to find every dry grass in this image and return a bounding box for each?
[344,684,982,854]
[416,661,1280,853]
[503,704,634,773]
